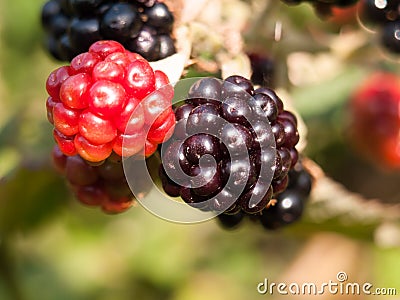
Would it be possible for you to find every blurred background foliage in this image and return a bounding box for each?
[0,0,399,299]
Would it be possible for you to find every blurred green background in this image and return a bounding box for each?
[0,0,399,299]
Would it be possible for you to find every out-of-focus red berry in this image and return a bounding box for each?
[349,72,400,169]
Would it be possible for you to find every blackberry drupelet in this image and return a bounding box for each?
[41,0,176,61]
[381,21,400,54]
[217,211,245,230]
[259,162,313,230]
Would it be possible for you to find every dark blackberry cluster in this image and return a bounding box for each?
[281,0,359,17]
[359,0,400,54]
[159,76,300,219]
[217,161,313,230]
[41,0,175,61]
[52,144,150,213]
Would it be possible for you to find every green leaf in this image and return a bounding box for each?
[0,167,70,235]
[373,246,400,292]
[292,67,367,118]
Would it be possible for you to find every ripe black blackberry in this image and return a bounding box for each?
[52,145,151,213]
[41,0,175,61]
[360,0,400,25]
[259,162,313,230]
[159,76,300,218]
[381,21,400,54]
[358,0,400,54]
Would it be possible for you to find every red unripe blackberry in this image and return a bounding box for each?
[47,40,175,213]
[46,40,175,163]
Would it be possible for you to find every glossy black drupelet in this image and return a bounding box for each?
[41,0,175,61]
[259,162,313,230]
[217,211,245,230]
[381,21,400,54]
